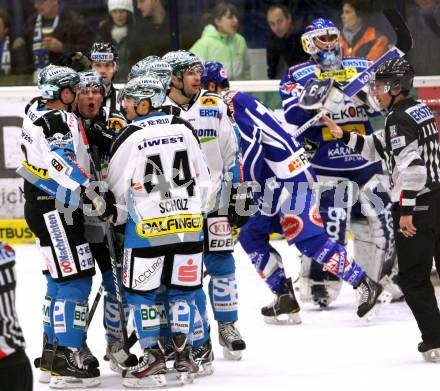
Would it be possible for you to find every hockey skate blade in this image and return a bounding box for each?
[175,371,195,384]
[196,362,214,377]
[263,312,302,326]
[422,348,440,363]
[39,369,51,384]
[362,290,393,322]
[122,374,167,389]
[222,346,243,361]
[49,375,100,389]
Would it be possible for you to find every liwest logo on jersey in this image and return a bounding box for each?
[44,211,77,277]
[136,214,203,238]
[200,96,218,106]
[137,135,184,151]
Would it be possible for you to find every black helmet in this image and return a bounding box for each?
[90,42,119,64]
[374,57,414,93]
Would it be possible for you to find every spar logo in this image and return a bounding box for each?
[45,212,76,276]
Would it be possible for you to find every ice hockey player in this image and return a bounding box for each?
[104,72,212,386]
[199,61,300,325]
[324,57,440,363]
[127,55,161,81]
[75,70,138,372]
[163,50,249,362]
[19,64,100,388]
[89,42,121,111]
[279,18,400,310]
[223,88,392,321]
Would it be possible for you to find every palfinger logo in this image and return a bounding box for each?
[136,214,203,238]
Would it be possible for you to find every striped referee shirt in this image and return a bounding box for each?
[0,244,26,360]
[341,97,440,215]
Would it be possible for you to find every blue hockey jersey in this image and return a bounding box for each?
[223,90,316,215]
[280,57,382,184]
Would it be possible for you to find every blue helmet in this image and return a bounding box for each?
[201,61,229,86]
[301,18,342,70]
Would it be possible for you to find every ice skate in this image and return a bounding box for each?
[218,322,246,361]
[418,342,440,363]
[172,335,198,384]
[261,278,302,325]
[122,348,167,388]
[49,346,100,389]
[78,342,99,369]
[355,276,392,319]
[311,284,331,308]
[105,340,139,373]
[34,333,53,384]
[192,338,214,376]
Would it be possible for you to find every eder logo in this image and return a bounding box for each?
[178,259,198,283]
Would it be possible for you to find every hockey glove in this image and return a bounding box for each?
[83,186,117,223]
[228,183,255,228]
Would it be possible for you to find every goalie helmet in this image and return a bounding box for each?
[301,18,342,70]
[201,61,229,86]
[38,65,80,100]
[370,57,414,95]
[77,71,106,97]
[121,71,166,109]
[162,50,204,78]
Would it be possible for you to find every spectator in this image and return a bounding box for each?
[406,0,440,75]
[190,2,251,80]
[13,0,93,78]
[266,4,308,79]
[0,243,33,391]
[132,0,169,60]
[339,0,389,61]
[0,8,27,75]
[97,0,136,81]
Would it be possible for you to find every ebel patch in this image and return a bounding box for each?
[390,136,406,150]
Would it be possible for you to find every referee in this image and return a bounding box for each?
[0,242,33,390]
[323,57,440,362]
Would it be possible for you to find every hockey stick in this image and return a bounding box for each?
[291,8,412,139]
[78,121,130,360]
[85,283,104,330]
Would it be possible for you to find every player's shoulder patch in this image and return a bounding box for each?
[404,102,434,125]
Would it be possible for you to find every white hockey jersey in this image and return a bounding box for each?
[20,98,91,193]
[107,111,212,248]
[164,90,239,198]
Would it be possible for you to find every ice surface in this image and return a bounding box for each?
[14,241,439,391]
